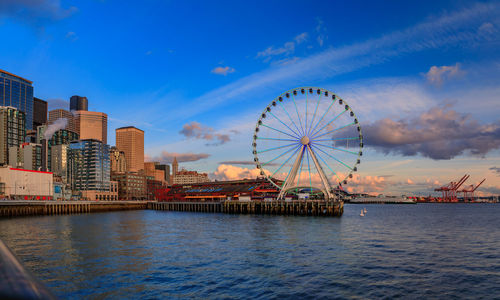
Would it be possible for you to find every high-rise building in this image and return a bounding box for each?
[70,95,88,111]
[33,97,47,128]
[48,109,77,133]
[110,146,127,173]
[116,126,144,172]
[68,139,110,193]
[51,144,69,181]
[9,143,42,171]
[172,157,178,182]
[73,111,107,144]
[155,163,170,184]
[0,69,34,130]
[144,162,165,182]
[0,106,26,165]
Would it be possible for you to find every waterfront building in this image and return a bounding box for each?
[48,109,77,133]
[81,181,118,201]
[144,162,166,183]
[0,166,53,200]
[0,69,34,130]
[172,169,210,185]
[73,111,108,144]
[110,146,127,173]
[0,106,26,165]
[70,95,88,111]
[68,139,111,197]
[8,143,42,171]
[156,178,279,202]
[33,97,47,128]
[116,126,144,172]
[51,144,69,181]
[146,177,167,200]
[155,163,170,185]
[111,172,147,200]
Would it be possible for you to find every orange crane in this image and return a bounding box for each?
[434,174,469,202]
[460,179,486,202]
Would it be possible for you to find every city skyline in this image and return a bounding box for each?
[1,1,499,196]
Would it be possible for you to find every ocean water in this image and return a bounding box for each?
[1,204,500,299]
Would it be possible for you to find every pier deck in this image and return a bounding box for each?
[150,200,344,217]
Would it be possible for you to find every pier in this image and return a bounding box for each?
[0,201,148,218]
[0,200,343,218]
[150,200,344,217]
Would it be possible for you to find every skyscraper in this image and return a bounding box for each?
[48,109,77,133]
[70,95,88,111]
[73,111,108,144]
[68,139,110,192]
[33,97,47,128]
[0,107,25,165]
[110,146,127,173]
[116,126,144,172]
[172,157,178,177]
[0,69,34,130]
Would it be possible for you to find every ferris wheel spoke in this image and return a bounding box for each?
[261,143,300,167]
[306,148,313,192]
[277,99,303,138]
[257,142,298,154]
[310,109,348,138]
[312,142,359,156]
[305,91,308,135]
[268,110,301,139]
[271,145,302,177]
[258,142,299,154]
[257,137,297,142]
[307,93,322,136]
[260,124,299,140]
[311,144,354,170]
[312,121,355,140]
[310,145,341,183]
[309,98,336,138]
[291,94,305,135]
[313,137,360,142]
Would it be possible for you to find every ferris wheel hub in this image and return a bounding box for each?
[300,136,310,145]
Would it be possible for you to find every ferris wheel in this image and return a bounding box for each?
[252,87,363,200]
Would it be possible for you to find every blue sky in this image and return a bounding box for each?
[1,0,499,195]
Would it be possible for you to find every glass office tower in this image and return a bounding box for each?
[68,139,110,192]
[0,70,34,130]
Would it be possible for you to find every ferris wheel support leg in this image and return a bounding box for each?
[278,146,305,200]
[307,145,334,200]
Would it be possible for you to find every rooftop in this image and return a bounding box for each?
[116,126,144,132]
[0,69,33,84]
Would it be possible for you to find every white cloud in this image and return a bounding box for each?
[211,66,235,76]
[65,31,78,41]
[294,32,308,44]
[425,63,464,86]
[479,22,496,34]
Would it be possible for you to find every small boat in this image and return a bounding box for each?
[363,208,367,213]
[360,210,365,217]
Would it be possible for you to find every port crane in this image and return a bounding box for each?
[460,178,486,202]
[434,174,469,202]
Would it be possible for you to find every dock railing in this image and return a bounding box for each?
[0,239,55,300]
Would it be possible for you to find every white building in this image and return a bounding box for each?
[0,166,53,200]
[172,169,210,185]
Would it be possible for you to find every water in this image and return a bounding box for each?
[1,204,500,299]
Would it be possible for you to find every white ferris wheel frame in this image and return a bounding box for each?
[252,87,363,201]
